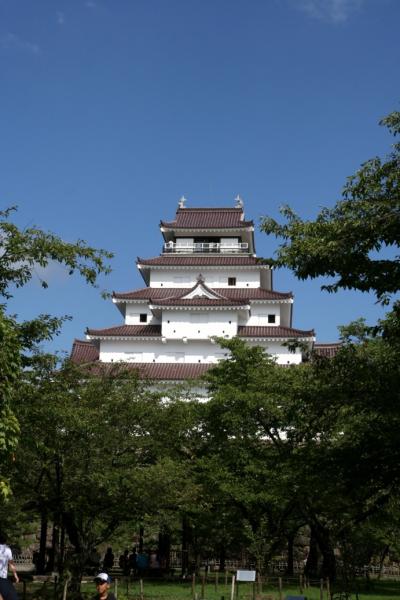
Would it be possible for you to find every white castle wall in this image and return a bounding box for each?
[125,304,160,325]
[161,310,238,339]
[243,304,281,327]
[98,338,302,365]
[99,339,227,364]
[149,269,262,288]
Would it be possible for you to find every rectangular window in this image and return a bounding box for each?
[228,277,236,286]
[268,314,276,324]
[140,313,148,323]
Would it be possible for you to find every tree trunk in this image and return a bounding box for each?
[181,517,190,577]
[219,545,226,572]
[37,509,48,575]
[304,527,319,579]
[139,525,144,554]
[287,532,295,576]
[311,522,336,582]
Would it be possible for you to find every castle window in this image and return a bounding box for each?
[268,314,276,324]
[228,277,236,286]
[140,313,148,323]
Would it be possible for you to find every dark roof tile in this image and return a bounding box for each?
[113,287,292,301]
[70,339,99,363]
[137,256,269,267]
[86,324,162,337]
[161,207,253,229]
[238,325,315,338]
[314,343,342,357]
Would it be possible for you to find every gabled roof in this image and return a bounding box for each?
[137,256,270,267]
[86,324,162,338]
[160,207,253,230]
[70,339,99,363]
[238,325,315,339]
[113,287,293,301]
[180,276,228,300]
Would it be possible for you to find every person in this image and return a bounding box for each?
[102,548,114,573]
[128,548,137,576]
[118,549,129,576]
[0,532,19,600]
[93,572,116,600]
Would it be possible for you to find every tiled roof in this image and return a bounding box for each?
[151,298,248,307]
[126,362,210,380]
[70,339,99,363]
[314,343,341,357]
[137,256,269,267]
[161,208,253,229]
[114,287,292,301]
[73,359,211,381]
[86,324,162,337]
[238,325,315,338]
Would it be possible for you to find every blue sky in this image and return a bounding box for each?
[1,0,399,355]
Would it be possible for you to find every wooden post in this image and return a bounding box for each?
[192,573,196,599]
[62,578,70,600]
[23,580,27,600]
[320,579,324,600]
[140,578,144,600]
[230,574,235,600]
[299,574,303,594]
[215,570,219,592]
[201,573,205,599]
[278,576,283,600]
[115,578,118,599]
[326,578,330,600]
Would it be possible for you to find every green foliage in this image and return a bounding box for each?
[0,205,113,500]
[0,206,113,299]
[260,109,400,304]
[11,361,199,580]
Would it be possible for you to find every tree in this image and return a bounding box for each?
[0,206,113,498]
[12,360,198,591]
[199,328,400,582]
[260,110,400,305]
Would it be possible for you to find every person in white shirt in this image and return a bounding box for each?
[0,532,19,600]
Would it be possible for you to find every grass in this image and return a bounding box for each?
[16,575,400,600]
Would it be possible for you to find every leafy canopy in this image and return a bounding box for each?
[261,110,400,304]
[0,206,113,499]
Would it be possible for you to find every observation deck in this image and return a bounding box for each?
[163,241,250,254]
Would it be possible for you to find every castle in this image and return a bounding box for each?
[71,198,336,379]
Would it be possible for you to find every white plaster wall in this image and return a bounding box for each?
[98,338,302,364]
[161,310,238,339]
[149,269,261,288]
[125,303,160,325]
[99,339,230,364]
[243,304,281,326]
[280,303,292,328]
[246,340,303,364]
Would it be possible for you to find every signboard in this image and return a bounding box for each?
[236,570,256,582]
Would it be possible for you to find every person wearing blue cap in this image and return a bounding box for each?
[93,573,116,600]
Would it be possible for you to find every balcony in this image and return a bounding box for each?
[163,242,249,254]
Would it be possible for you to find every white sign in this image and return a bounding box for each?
[236,570,256,582]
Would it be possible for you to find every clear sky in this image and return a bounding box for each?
[1,0,399,356]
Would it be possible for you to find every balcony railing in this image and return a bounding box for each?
[163,242,249,254]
